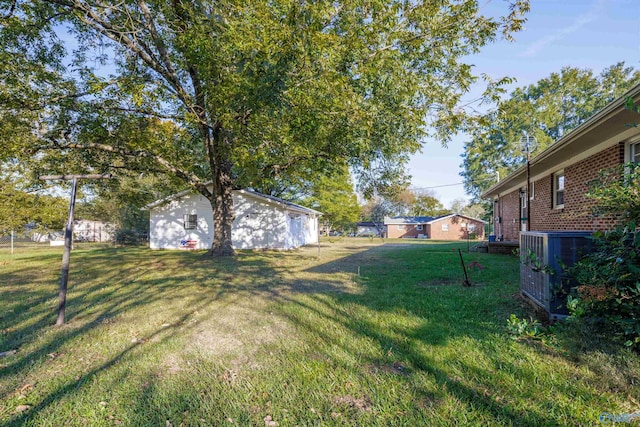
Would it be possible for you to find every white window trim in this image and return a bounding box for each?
[626,140,640,163]
[553,170,565,210]
[416,225,423,231]
[184,213,198,230]
[529,182,535,200]
[441,223,449,231]
[397,224,405,230]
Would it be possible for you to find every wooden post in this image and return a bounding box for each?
[40,174,112,325]
[317,215,321,259]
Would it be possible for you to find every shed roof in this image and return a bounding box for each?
[143,185,322,216]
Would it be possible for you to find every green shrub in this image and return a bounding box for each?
[567,162,640,350]
[568,225,640,349]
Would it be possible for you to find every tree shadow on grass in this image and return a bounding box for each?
[0,243,623,425]
[0,248,289,421]
[1,245,363,424]
[267,243,611,425]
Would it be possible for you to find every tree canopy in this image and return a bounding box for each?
[305,167,360,232]
[0,165,67,234]
[461,63,640,200]
[1,0,529,255]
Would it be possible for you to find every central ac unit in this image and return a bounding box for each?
[520,231,594,318]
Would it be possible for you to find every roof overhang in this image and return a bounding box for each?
[142,185,322,216]
[481,84,640,199]
[425,214,487,224]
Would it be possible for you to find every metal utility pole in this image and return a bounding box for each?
[40,174,112,325]
[520,133,537,232]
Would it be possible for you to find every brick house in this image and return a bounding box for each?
[481,84,640,242]
[384,215,486,240]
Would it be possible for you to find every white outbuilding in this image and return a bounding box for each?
[145,187,321,250]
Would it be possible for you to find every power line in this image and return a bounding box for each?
[411,182,464,190]
[410,176,497,191]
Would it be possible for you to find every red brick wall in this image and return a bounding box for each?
[496,190,522,241]
[427,216,485,241]
[497,144,624,241]
[386,216,485,240]
[386,224,425,238]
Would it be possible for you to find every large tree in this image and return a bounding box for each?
[0,166,67,234]
[305,166,360,233]
[1,0,529,256]
[461,63,640,200]
[409,190,449,217]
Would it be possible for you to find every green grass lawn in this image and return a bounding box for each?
[1,239,638,426]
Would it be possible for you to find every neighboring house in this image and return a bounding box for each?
[384,215,486,240]
[145,187,321,250]
[481,84,640,242]
[355,221,383,237]
[73,219,115,242]
[27,220,113,243]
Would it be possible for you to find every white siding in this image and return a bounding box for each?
[149,193,213,250]
[149,190,319,250]
[232,194,289,249]
[303,214,318,245]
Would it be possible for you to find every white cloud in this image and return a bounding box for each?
[519,0,609,58]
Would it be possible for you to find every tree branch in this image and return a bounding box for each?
[46,0,196,113]
[41,137,212,198]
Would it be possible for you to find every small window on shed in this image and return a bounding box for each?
[184,214,197,230]
[441,223,449,232]
[397,224,405,230]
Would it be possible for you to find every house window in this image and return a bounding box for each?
[630,141,640,163]
[397,224,405,230]
[441,223,449,231]
[416,225,423,231]
[529,182,535,200]
[184,214,197,230]
[553,171,565,209]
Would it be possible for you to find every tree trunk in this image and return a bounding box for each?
[206,148,236,257]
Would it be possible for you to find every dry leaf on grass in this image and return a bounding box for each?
[263,415,279,426]
[332,395,372,412]
[15,405,31,413]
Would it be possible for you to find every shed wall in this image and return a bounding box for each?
[149,192,318,250]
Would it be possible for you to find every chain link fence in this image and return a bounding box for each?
[0,226,148,254]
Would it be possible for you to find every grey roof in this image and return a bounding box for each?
[384,214,487,225]
[356,221,383,227]
[384,216,437,225]
[481,82,640,199]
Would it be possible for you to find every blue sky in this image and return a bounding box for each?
[407,0,640,207]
